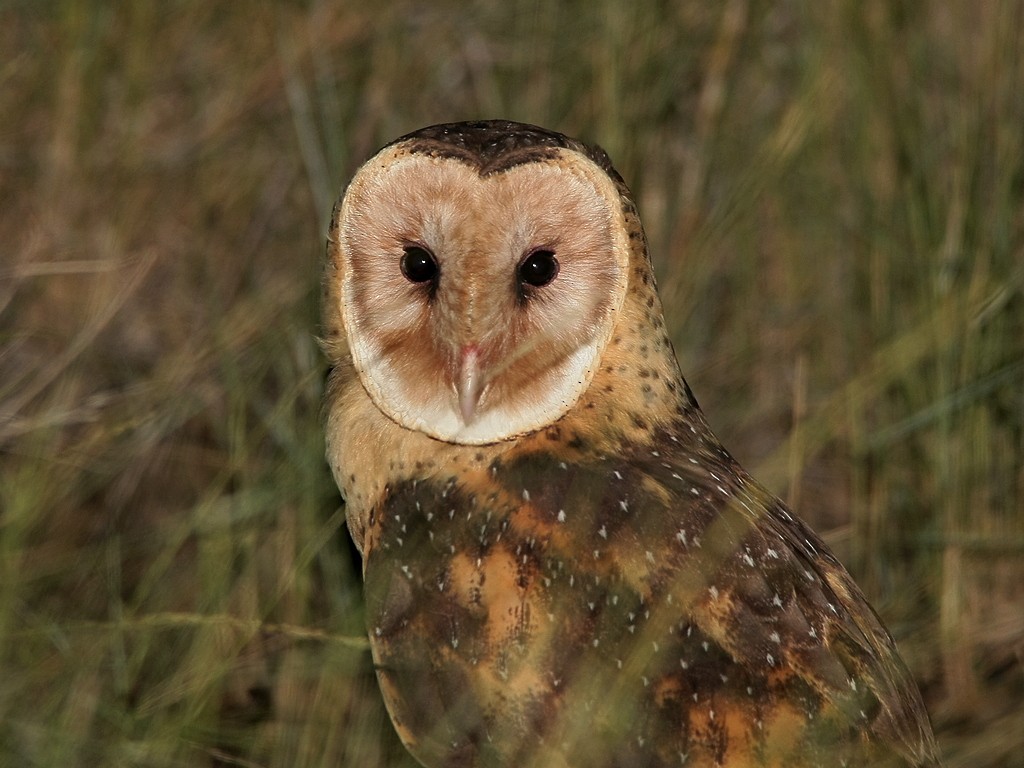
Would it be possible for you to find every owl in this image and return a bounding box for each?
[321,120,942,768]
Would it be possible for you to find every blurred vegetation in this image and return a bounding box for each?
[2,0,1022,765]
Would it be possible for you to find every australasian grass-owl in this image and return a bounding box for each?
[320,120,942,768]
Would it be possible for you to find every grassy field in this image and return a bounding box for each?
[2,1,1022,765]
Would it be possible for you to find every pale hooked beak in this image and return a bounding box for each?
[457,345,485,425]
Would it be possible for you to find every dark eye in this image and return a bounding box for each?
[518,249,559,288]
[400,245,438,283]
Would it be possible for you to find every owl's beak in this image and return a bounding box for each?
[457,345,484,425]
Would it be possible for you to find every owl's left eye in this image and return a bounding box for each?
[401,245,439,283]
[518,249,559,288]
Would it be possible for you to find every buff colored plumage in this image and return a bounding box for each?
[321,121,942,768]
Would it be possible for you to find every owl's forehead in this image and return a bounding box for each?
[389,141,596,180]
[348,145,619,224]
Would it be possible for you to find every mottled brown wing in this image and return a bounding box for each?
[360,421,940,768]
[616,426,943,767]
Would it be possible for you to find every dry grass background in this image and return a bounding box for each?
[2,1,1023,765]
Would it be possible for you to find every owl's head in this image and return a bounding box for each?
[323,121,645,445]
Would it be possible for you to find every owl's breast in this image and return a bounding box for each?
[358,448,910,768]
[361,470,566,766]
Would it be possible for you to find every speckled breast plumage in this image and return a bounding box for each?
[359,406,933,768]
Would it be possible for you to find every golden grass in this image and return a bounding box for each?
[2,1,1022,765]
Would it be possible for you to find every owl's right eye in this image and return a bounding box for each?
[400,245,439,283]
